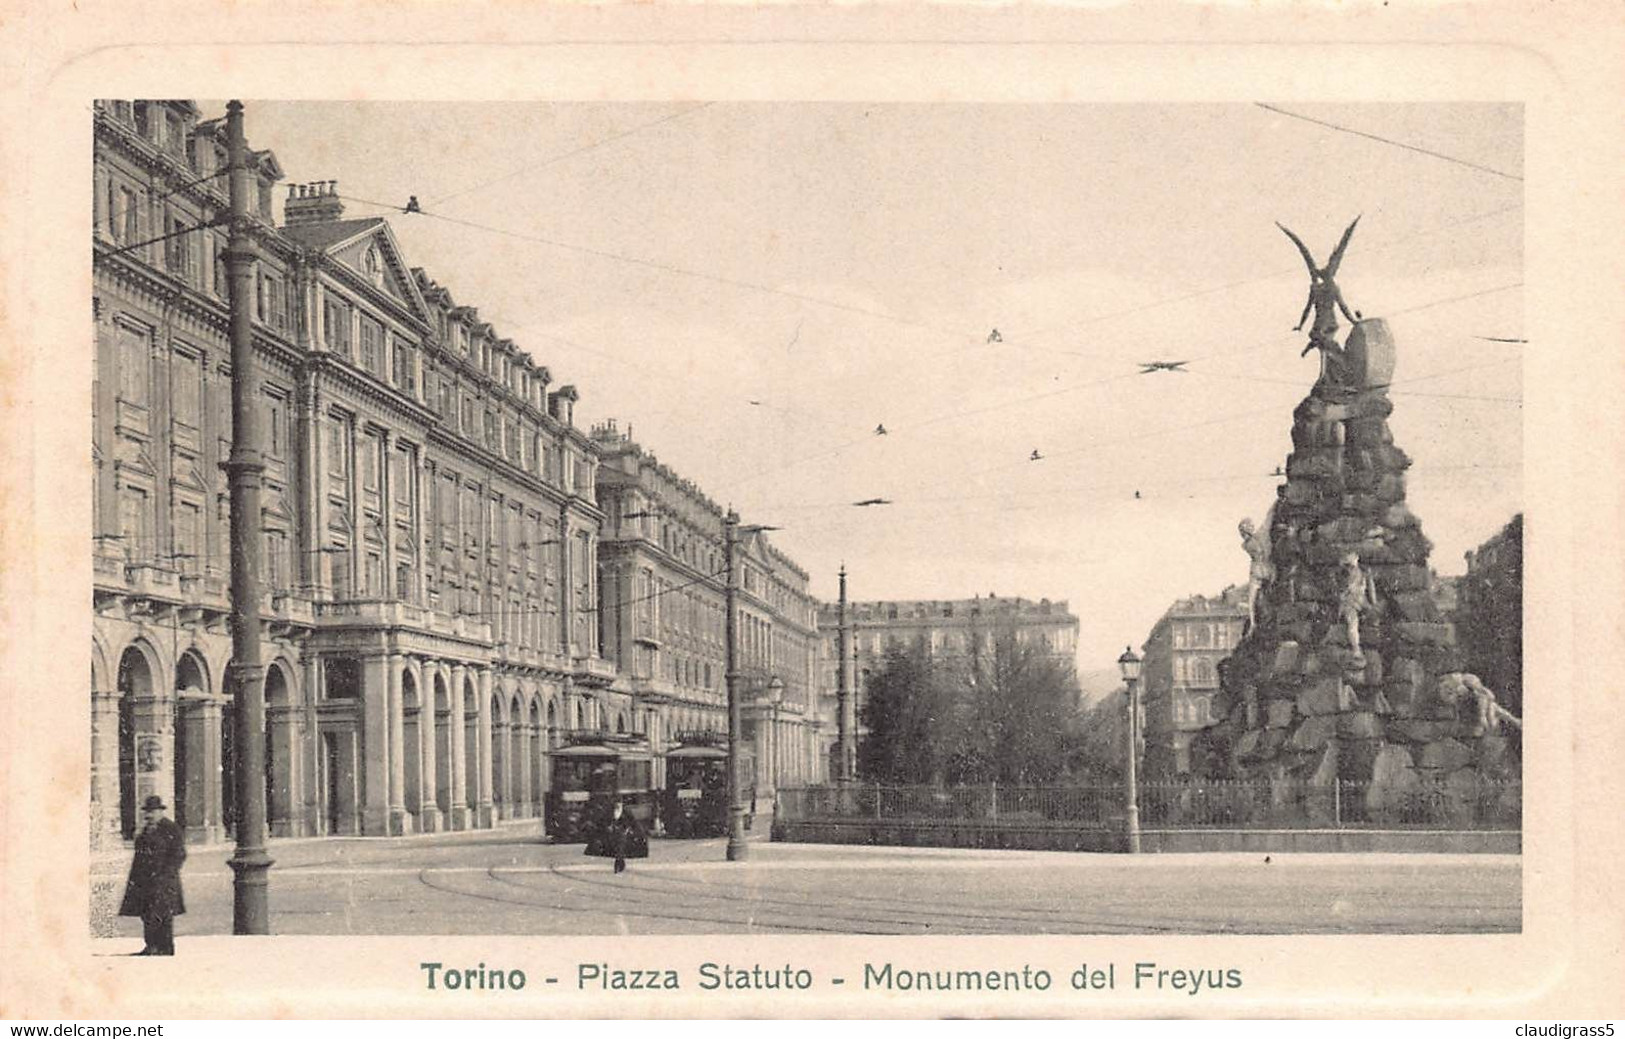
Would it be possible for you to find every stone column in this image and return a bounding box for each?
[89,687,123,850]
[447,662,470,831]
[301,653,322,835]
[130,690,174,827]
[299,373,324,598]
[360,654,391,835]
[477,668,495,826]
[417,661,442,833]
[381,431,397,600]
[416,455,430,605]
[267,698,299,837]
[387,654,410,835]
[557,509,573,658]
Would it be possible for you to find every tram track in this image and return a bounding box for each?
[523,857,1190,935]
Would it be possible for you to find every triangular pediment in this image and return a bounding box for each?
[328,223,431,326]
[173,461,208,493]
[262,496,295,525]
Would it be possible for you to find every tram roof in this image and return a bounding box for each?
[666,744,729,759]
[552,743,651,759]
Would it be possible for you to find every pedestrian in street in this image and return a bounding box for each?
[119,795,186,956]
[586,799,648,874]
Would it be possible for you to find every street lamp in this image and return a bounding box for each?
[1117,645,1143,855]
[723,510,780,863]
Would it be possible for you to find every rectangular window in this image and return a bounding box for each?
[264,396,284,458]
[396,563,412,601]
[119,486,151,561]
[172,351,200,428]
[392,448,410,506]
[460,397,474,436]
[327,416,349,482]
[174,502,201,573]
[165,213,193,276]
[116,323,149,406]
[324,300,351,357]
[360,434,379,492]
[392,339,415,393]
[212,239,228,300]
[329,551,351,600]
[365,553,383,597]
[484,411,497,450]
[264,531,285,591]
[113,187,139,244]
[359,317,383,375]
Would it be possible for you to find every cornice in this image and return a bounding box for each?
[314,254,433,338]
[307,353,440,433]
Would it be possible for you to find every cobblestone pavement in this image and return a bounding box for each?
[98,824,1521,942]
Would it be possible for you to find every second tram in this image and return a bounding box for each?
[660,733,757,838]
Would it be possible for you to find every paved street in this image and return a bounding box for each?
[101,825,1520,941]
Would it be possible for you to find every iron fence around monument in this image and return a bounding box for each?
[777,777,1521,832]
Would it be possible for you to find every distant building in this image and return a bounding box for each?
[815,595,1080,777]
[1457,515,1523,718]
[1138,585,1249,777]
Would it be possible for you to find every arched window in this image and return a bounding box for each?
[363,245,384,288]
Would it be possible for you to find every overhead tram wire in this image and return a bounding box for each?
[1253,103,1524,183]
[768,461,1521,531]
[101,168,233,233]
[337,191,988,347]
[340,184,1517,412]
[725,277,1526,500]
[96,217,225,261]
[425,103,718,209]
[331,189,1520,500]
[988,202,1523,351]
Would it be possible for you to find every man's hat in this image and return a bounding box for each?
[141,795,167,811]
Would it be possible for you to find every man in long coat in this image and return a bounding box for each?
[120,795,186,955]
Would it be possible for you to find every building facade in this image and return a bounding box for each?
[592,421,825,796]
[1457,514,1523,719]
[1137,585,1248,778]
[93,99,619,848]
[814,595,1081,777]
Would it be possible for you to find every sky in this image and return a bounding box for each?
[236,101,1524,672]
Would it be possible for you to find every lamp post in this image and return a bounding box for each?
[723,510,780,862]
[1118,645,1142,855]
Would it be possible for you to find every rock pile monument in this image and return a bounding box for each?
[1193,220,1521,826]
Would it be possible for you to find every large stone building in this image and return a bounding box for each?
[1137,585,1249,778]
[1457,514,1523,719]
[591,421,825,796]
[93,100,619,847]
[814,595,1081,777]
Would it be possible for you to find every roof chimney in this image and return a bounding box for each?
[284,180,345,227]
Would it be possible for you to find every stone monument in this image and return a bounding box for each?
[1191,222,1521,826]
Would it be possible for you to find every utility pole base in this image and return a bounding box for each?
[228,852,274,935]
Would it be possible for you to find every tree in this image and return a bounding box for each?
[950,633,1084,784]
[857,632,1090,786]
[1073,687,1128,782]
[857,642,952,784]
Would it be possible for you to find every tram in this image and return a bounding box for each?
[660,732,756,838]
[544,734,657,842]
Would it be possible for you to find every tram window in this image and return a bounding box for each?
[619,760,651,790]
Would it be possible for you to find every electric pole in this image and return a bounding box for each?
[836,566,856,783]
[224,100,273,931]
[723,510,748,861]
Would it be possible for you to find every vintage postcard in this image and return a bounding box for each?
[0,1,1620,1021]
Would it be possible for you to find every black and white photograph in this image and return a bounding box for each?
[86,97,1524,941]
[2,9,1622,1023]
